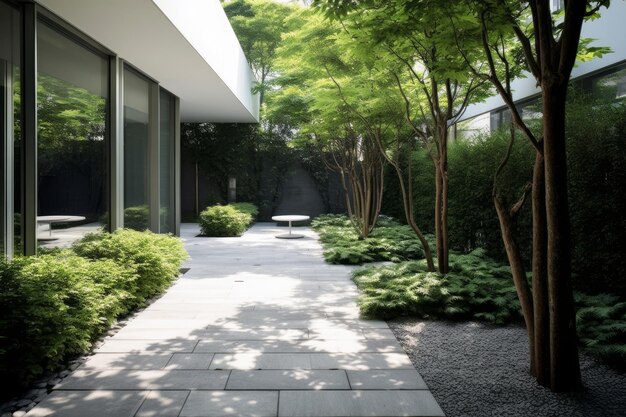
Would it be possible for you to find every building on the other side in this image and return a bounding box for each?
[452,1,625,141]
[0,0,259,256]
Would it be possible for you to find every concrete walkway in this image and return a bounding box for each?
[27,223,444,417]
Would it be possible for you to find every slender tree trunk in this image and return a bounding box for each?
[543,83,581,391]
[494,194,535,372]
[391,159,435,272]
[433,157,444,272]
[433,125,450,274]
[531,150,549,383]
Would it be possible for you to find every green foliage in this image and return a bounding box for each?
[230,202,259,226]
[0,253,133,394]
[72,229,188,307]
[352,249,521,324]
[575,293,626,366]
[123,205,149,231]
[312,214,428,264]
[199,205,251,237]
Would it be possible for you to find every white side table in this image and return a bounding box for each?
[271,215,310,239]
[37,215,86,241]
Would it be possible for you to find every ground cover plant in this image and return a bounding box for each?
[198,203,258,237]
[314,214,625,366]
[311,214,431,264]
[0,230,187,399]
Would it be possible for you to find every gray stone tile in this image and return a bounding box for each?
[361,328,398,340]
[135,390,189,417]
[194,339,403,354]
[278,390,445,417]
[226,370,349,390]
[56,370,229,390]
[96,339,197,353]
[180,391,278,417]
[165,353,214,369]
[210,353,311,370]
[309,353,414,370]
[80,353,172,370]
[25,390,146,417]
[201,328,308,340]
[347,370,429,389]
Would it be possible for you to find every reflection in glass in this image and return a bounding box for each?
[124,68,150,230]
[160,90,174,233]
[1,2,21,255]
[37,21,108,248]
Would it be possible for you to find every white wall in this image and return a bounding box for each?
[461,2,626,121]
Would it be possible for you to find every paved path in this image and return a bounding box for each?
[27,223,444,417]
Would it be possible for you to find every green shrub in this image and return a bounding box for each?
[123,205,149,231]
[199,205,251,237]
[231,202,259,225]
[72,229,188,307]
[0,253,133,394]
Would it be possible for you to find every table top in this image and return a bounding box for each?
[271,215,310,222]
[37,215,86,222]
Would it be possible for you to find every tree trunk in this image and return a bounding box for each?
[440,135,450,274]
[542,83,581,391]
[531,150,549,383]
[494,194,535,372]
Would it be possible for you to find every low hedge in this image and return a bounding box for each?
[0,230,187,398]
[199,203,258,237]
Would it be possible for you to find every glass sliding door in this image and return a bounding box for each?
[36,20,108,248]
[123,68,150,230]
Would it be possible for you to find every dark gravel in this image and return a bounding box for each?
[389,319,626,417]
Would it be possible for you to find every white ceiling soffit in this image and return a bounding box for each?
[37,0,259,123]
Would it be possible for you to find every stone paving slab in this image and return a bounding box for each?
[309,353,415,370]
[135,390,190,417]
[193,339,405,354]
[347,370,429,390]
[278,390,445,417]
[180,391,278,417]
[226,370,350,390]
[210,353,312,370]
[80,353,173,370]
[25,390,146,417]
[26,223,441,416]
[57,370,230,390]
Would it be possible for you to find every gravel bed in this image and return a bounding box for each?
[389,318,626,417]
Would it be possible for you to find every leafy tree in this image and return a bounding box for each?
[223,0,297,107]
[274,9,387,238]
[314,0,489,273]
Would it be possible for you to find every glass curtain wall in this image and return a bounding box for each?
[123,68,150,230]
[36,20,108,248]
[159,90,175,233]
[1,1,20,255]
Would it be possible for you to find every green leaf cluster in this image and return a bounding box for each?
[352,249,520,324]
[198,204,258,237]
[0,230,187,398]
[312,214,429,264]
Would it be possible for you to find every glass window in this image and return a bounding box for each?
[36,21,108,248]
[456,112,490,141]
[159,90,175,233]
[591,65,626,101]
[123,68,150,230]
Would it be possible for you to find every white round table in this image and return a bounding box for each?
[37,215,86,240]
[271,215,310,239]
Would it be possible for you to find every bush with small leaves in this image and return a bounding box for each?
[72,229,188,307]
[199,205,251,237]
[0,252,134,395]
[230,202,259,226]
